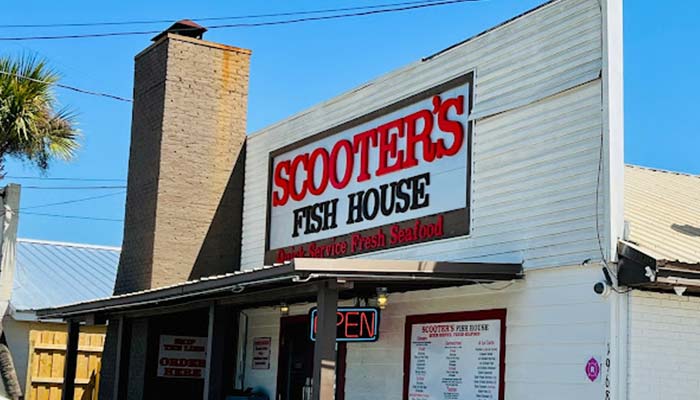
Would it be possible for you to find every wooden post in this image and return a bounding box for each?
[112,317,125,400]
[204,304,237,400]
[312,280,338,400]
[62,320,80,400]
[203,305,215,400]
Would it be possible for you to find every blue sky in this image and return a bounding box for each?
[1,0,698,246]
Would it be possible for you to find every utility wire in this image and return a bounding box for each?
[0,0,484,41]
[17,211,123,222]
[0,70,132,102]
[4,175,126,182]
[21,185,127,190]
[0,0,451,29]
[20,191,125,210]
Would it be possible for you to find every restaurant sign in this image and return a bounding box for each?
[266,73,473,263]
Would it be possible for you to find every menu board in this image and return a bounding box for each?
[405,312,504,400]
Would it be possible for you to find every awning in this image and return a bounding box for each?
[37,258,523,321]
[618,241,700,294]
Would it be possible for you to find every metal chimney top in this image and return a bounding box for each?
[152,19,207,42]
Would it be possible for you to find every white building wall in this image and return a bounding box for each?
[243,266,610,400]
[628,290,700,400]
[240,0,607,271]
[237,0,621,399]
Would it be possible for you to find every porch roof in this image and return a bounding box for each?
[36,258,523,320]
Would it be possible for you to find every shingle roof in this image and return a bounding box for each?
[624,165,700,265]
[11,239,120,312]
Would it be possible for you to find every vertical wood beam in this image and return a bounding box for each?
[203,305,215,400]
[62,320,80,400]
[204,304,237,400]
[312,280,338,400]
[112,317,125,400]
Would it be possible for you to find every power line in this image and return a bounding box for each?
[0,0,484,41]
[5,175,126,182]
[18,211,123,222]
[0,0,450,29]
[20,191,125,210]
[21,185,127,190]
[0,70,132,102]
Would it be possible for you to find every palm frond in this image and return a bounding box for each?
[0,55,79,171]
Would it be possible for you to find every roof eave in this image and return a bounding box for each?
[36,258,523,321]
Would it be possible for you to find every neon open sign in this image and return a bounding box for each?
[309,307,380,342]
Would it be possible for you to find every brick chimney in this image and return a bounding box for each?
[114,21,251,294]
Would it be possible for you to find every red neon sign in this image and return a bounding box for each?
[309,307,380,342]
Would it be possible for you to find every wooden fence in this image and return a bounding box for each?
[25,329,105,400]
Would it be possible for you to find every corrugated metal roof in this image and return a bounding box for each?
[625,165,700,265]
[38,259,522,319]
[11,239,120,312]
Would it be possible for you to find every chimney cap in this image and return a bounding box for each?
[152,19,207,42]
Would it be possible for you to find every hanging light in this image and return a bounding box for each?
[376,287,389,310]
[279,303,290,316]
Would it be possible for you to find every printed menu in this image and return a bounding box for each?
[408,319,501,400]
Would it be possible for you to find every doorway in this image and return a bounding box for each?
[277,315,346,400]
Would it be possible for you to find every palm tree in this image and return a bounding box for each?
[0,56,79,175]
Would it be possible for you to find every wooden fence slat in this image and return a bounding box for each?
[26,329,106,400]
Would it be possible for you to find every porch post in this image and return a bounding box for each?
[61,320,80,400]
[112,317,126,400]
[312,279,338,400]
[204,304,237,400]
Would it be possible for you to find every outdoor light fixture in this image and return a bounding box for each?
[279,303,290,316]
[376,287,389,310]
[674,286,687,297]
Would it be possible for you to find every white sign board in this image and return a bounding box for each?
[157,335,208,379]
[252,337,272,369]
[406,313,503,400]
[265,74,473,263]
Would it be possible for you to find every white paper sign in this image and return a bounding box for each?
[408,319,501,400]
[157,335,208,379]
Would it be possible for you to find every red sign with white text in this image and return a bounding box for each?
[265,73,473,263]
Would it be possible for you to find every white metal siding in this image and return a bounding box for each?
[628,291,700,400]
[240,0,604,270]
[242,266,609,399]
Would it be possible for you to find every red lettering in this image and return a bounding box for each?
[289,154,309,201]
[376,118,405,176]
[329,140,354,189]
[269,93,466,204]
[344,311,359,338]
[272,161,291,206]
[308,148,330,196]
[404,109,435,167]
[353,129,378,182]
[435,95,465,158]
[360,311,375,338]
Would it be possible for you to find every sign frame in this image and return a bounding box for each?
[264,71,475,264]
[252,336,272,370]
[403,309,506,400]
[156,335,208,379]
[309,306,380,342]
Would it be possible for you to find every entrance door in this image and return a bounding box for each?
[277,315,346,400]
